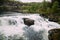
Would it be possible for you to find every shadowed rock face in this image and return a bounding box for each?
[48,29,60,40]
[23,18,34,26]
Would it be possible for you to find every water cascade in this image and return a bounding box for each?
[0,13,60,40]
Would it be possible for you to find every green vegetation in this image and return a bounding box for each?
[0,0,60,24]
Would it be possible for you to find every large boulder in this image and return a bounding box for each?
[48,29,60,40]
[23,18,34,26]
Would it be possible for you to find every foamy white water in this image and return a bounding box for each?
[0,13,60,40]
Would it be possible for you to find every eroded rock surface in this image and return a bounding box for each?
[48,29,60,40]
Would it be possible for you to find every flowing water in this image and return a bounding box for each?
[0,13,60,40]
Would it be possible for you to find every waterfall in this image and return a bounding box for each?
[0,13,60,40]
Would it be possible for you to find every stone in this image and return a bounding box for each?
[48,29,60,40]
[23,18,34,26]
[48,18,58,22]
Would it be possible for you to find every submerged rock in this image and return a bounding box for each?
[23,18,34,26]
[48,29,60,40]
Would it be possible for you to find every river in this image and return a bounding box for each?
[0,12,60,40]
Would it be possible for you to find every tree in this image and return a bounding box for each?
[51,1,59,13]
[39,0,51,14]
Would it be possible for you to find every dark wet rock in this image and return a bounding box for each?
[48,29,60,40]
[40,14,48,18]
[48,18,58,22]
[23,18,34,26]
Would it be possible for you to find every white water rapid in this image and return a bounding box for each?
[0,13,60,40]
